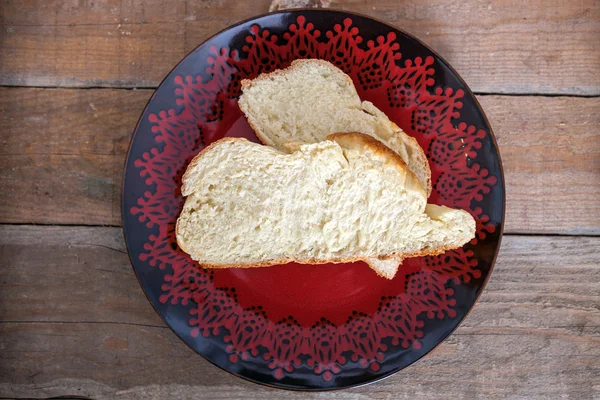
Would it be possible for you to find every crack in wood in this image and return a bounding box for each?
[2,84,599,98]
[0,320,168,329]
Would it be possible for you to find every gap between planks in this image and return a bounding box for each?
[0,84,599,98]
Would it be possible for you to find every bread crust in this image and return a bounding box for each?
[196,244,455,270]
[390,121,432,195]
[327,132,426,200]
[240,59,355,92]
[176,133,468,279]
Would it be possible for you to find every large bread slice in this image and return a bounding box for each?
[238,59,432,196]
[176,133,474,278]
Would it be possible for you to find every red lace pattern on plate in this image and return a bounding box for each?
[130,16,497,381]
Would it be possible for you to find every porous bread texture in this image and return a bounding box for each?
[238,59,433,277]
[176,133,475,278]
[238,59,432,197]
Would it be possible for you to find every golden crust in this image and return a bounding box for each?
[390,121,432,195]
[240,59,355,92]
[327,132,409,168]
[193,243,459,277]
[327,132,427,201]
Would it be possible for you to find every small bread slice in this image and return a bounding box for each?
[364,257,404,280]
[238,59,432,197]
[176,133,474,277]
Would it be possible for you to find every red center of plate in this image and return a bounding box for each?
[213,262,406,326]
[205,114,407,326]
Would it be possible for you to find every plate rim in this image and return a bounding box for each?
[121,8,506,391]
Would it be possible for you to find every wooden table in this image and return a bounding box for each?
[1,0,599,398]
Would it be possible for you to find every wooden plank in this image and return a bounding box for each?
[0,226,599,398]
[0,0,270,88]
[1,0,598,94]
[477,95,600,235]
[2,88,599,234]
[0,88,151,225]
[1,225,599,327]
[0,225,162,326]
[0,321,598,399]
[0,22,191,89]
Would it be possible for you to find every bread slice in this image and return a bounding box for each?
[238,59,432,197]
[238,59,433,277]
[176,133,475,278]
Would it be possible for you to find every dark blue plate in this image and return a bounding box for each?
[122,9,504,390]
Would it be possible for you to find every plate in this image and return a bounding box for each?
[122,9,505,391]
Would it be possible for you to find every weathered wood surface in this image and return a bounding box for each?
[1,0,599,94]
[477,95,600,235]
[2,0,600,398]
[1,88,599,234]
[0,226,598,399]
[0,88,146,226]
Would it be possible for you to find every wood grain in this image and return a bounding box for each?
[1,0,598,94]
[1,1,598,399]
[1,88,599,234]
[477,95,600,235]
[0,88,150,225]
[0,225,161,326]
[0,225,599,399]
